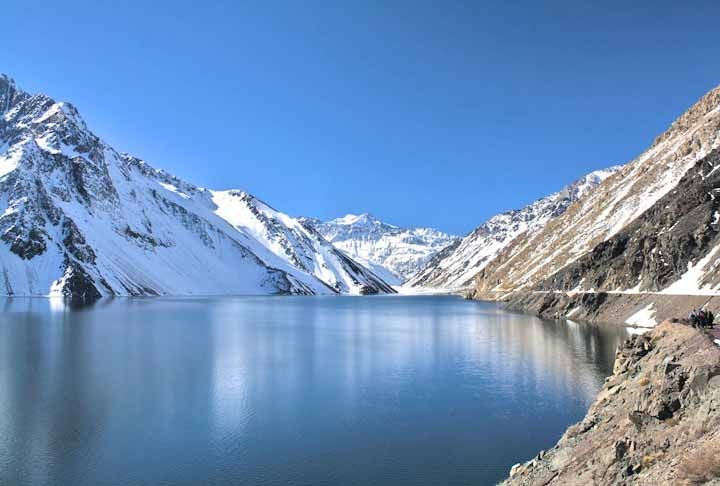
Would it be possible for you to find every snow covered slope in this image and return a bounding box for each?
[474,84,720,295]
[406,168,620,289]
[304,213,458,284]
[0,74,394,303]
[211,192,394,294]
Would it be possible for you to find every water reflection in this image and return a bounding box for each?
[0,296,627,486]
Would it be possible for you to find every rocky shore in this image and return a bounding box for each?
[502,321,720,485]
[471,289,720,330]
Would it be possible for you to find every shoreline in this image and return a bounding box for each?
[472,289,720,330]
[502,320,720,485]
[467,290,720,482]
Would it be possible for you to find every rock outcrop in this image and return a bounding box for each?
[503,321,720,485]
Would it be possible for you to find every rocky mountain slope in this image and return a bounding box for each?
[304,213,457,285]
[0,75,394,303]
[471,84,720,325]
[474,85,720,295]
[503,321,720,485]
[406,168,619,289]
[539,148,720,295]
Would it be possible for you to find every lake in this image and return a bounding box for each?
[0,295,629,485]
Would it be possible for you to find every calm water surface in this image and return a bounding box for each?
[0,295,630,485]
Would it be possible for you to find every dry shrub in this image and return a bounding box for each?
[643,453,663,468]
[678,439,720,484]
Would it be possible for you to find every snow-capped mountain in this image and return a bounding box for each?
[304,213,458,285]
[210,191,394,294]
[406,167,620,289]
[0,74,394,303]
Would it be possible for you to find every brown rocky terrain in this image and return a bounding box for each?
[502,321,720,485]
[474,85,720,296]
[465,84,720,328]
[491,291,720,326]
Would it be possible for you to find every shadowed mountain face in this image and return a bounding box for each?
[0,75,394,303]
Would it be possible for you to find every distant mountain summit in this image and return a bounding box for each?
[406,167,621,289]
[304,213,458,285]
[0,75,394,303]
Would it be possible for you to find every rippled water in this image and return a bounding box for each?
[0,295,630,485]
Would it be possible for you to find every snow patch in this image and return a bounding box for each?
[625,303,657,328]
[159,182,191,199]
[661,245,720,295]
[566,307,581,317]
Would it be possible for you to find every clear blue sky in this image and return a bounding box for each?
[3,1,720,234]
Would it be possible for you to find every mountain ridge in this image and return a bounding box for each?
[473,84,720,297]
[406,166,620,289]
[465,83,720,327]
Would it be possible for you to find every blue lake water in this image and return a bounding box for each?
[0,295,629,485]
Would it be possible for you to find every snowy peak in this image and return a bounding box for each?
[210,191,394,295]
[330,213,396,229]
[333,213,371,224]
[306,214,458,284]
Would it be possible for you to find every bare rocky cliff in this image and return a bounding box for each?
[503,321,720,485]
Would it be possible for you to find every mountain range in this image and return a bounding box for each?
[4,71,720,322]
[304,213,457,285]
[0,75,395,303]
